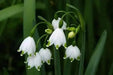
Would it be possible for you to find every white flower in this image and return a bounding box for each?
[52,17,67,30]
[47,28,66,49]
[39,48,52,65]
[18,36,36,56]
[27,52,42,71]
[64,45,81,62]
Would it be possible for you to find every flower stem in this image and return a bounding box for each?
[53,47,61,75]
[36,34,47,51]
[30,22,45,36]
[66,4,86,75]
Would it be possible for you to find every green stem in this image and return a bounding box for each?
[30,22,45,36]
[66,4,85,31]
[53,47,61,75]
[36,34,47,50]
[61,12,78,24]
[43,35,49,48]
[55,10,78,24]
[38,16,53,29]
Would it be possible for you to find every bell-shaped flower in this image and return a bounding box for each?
[47,28,66,49]
[27,52,42,71]
[64,45,81,62]
[18,36,36,56]
[39,48,52,65]
[52,17,67,30]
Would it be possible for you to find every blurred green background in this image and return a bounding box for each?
[0,0,113,75]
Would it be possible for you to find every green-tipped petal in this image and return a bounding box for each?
[63,54,67,59]
[17,49,21,52]
[70,58,74,62]
[76,56,80,61]
[29,54,32,57]
[20,51,24,56]
[46,40,50,47]
[37,66,40,71]
[56,45,59,50]
[47,60,50,65]
[27,66,31,69]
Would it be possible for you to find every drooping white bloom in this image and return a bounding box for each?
[52,17,67,30]
[64,45,81,62]
[47,28,66,49]
[27,52,42,71]
[39,48,52,65]
[18,36,36,56]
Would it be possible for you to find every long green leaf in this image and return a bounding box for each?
[54,47,61,75]
[23,0,41,75]
[0,4,23,21]
[84,0,94,57]
[0,2,46,21]
[85,30,107,75]
[108,62,113,75]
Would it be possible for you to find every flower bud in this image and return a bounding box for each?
[68,31,76,38]
[45,29,52,34]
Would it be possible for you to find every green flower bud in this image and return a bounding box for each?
[68,31,76,38]
[45,29,52,34]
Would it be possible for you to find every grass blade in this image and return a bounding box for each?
[23,0,41,75]
[108,62,113,75]
[53,47,61,75]
[85,30,107,75]
[0,4,23,21]
[0,2,46,21]
[84,0,94,58]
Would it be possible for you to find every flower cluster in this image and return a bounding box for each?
[18,36,52,71]
[18,15,81,71]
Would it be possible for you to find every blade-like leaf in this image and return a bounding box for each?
[23,0,41,75]
[108,62,113,75]
[53,47,61,75]
[0,4,23,21]
[0,2,46,21]
[85,30,107,75]
[3,68,9,75]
